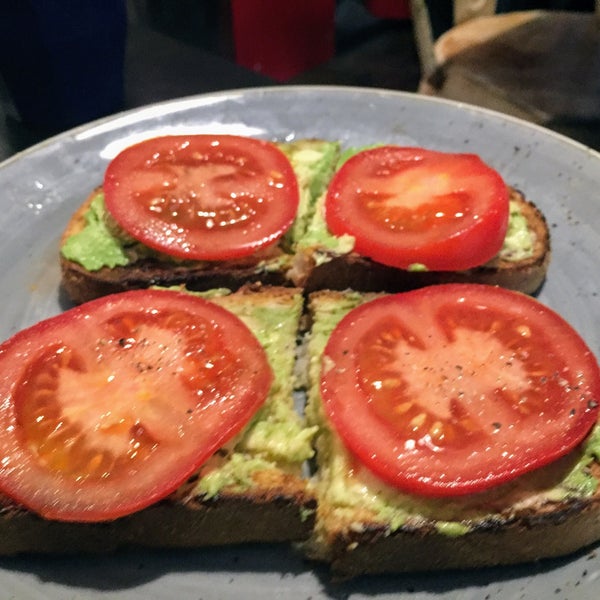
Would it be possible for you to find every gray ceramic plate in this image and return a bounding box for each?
[0,86,598,599]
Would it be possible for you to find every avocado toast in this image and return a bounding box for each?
[60,139,341,305]
[302,288,600,577]
[0,285,317,554]
[59,137,550,304]
[2,283,599,579]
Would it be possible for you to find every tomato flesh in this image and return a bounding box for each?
[325,146,509,271]
[103,135,299,261]
[0,289,272,521]
[320,284,600,496]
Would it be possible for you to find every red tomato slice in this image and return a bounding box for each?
[320,284,600,497]
[103,135,299,261]
[0,289,272,522]
[325,146,509,271]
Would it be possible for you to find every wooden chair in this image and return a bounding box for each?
[410,1,600,147]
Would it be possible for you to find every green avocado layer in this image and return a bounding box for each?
[305,291,600,536]
[278,139,341,245]
[61,193,130,271]
[174,287,317,498]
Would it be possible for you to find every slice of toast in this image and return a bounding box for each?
[60,140,341,305]
[302,290,600,577]
[292,187,550,296]
[0,285,317,554]
[59,189,294,305]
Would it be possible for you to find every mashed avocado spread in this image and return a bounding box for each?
[61,193,130,271]
[501,200,535,261]
[279,139,340,245]
[176,288,316,499]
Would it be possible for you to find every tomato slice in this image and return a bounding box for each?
[320,284,600,497]
[103,135,299,261]
[0,289,272,521]
[324,146,509,271]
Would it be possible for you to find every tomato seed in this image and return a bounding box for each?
[429,421,445,442]
[409,412,427,429]
[460,417,479,432]
[394,401,414,415]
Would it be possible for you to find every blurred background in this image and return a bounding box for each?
[0,0,598,162]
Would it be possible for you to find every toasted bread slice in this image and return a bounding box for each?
[60,140,341,305]
[292,187,550,296]
[0,285,317,554]
[59,189,294,305]
[302,290,600,577]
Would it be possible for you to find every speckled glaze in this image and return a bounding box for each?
[0,86,598,599]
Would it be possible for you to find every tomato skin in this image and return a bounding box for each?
[320,284,600,497]
[0,289,272,522]
[325,146,509,271]
[103,134,299,261]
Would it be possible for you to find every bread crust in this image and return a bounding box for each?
[305,493,600,577]
[60,256,290,306]
[0,470,316,555]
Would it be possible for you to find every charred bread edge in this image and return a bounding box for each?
[0,285,316,555]
[313,494,600,577]
[0,478,316,555]
[60,257,290,307]
[303,290,600,578]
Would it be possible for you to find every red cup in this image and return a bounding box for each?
[366,0,411,19]
[231,0,336,81]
